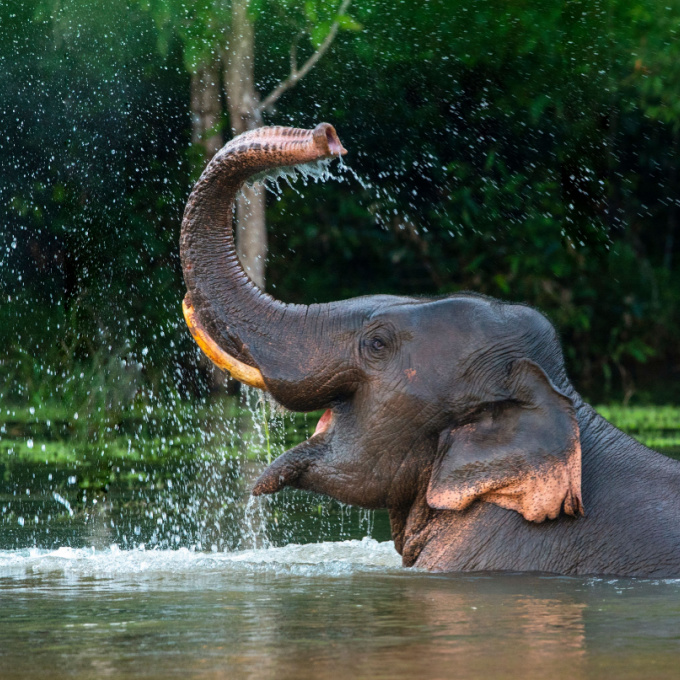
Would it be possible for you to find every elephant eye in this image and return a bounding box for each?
[371,337,385,351]
[360,324,397,363]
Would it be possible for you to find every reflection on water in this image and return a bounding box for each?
[0,396,391,552]
[1,542,680,680]
[0,454,391,552]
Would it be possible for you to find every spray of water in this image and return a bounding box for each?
[0,150,394,556]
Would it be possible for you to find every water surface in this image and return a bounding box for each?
[2,541,680,680]
[2,406,680,679]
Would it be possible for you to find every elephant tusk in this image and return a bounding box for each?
[182,297,267,391]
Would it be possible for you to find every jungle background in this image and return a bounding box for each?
[2,0,680,482]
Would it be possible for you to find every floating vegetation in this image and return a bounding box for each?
[595,405,680,458]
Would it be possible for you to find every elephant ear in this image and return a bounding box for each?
[427,359,584,523]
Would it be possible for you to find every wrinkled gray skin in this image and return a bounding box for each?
[253,295,680,577]
[180,125,680,577]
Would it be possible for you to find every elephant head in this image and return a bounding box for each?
[180,124,584,540]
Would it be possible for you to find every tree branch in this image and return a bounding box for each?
[257,0,352,113]
[289,32,302,75]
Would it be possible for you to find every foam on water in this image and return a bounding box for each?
[0,537,402,581]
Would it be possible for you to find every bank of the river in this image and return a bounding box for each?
[0,395,312,489]
[2,399,679,468]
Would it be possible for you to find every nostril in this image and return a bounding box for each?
[325,127,344,156]
[314,123,347,157]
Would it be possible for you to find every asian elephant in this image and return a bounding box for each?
[179,123,680,577]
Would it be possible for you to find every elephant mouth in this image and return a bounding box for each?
[313,409,333,436]
[251,410,334,497]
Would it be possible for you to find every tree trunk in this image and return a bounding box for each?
[664,133,678,272]
[190,61,223,160]
[224,0,267,289]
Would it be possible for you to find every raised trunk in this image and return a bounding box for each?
[190,61,227,389]
[224,0,267,289]
[179,123,352,410]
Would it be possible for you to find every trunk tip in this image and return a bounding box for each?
[313,123,347,158]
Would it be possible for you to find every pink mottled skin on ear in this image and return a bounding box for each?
[475,443,583,522]
[426,360,584,524]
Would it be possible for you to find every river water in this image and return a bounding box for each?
[2,536,680,678]
[2,410,680,679]
[2,541,680,679]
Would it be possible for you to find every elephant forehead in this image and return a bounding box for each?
[366,295,551,385]
[398,297,505,348]
[410,300,543,398]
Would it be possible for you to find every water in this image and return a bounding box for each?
[3,2,679,674]
[2,415,680,679]
[1,542,679,680]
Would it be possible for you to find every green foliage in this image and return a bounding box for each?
[0,395,320,503]
[596,405,680,457]
[1,0,679,412]
[627,2,680,129]
[134,0,228,70]
[134,0,361,71]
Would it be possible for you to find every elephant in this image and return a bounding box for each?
[180,123,680,577]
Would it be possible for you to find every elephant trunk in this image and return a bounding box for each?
[179,124,358,410]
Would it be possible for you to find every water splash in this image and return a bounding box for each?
[0,538,402,582]
[0,126,390,556]
[242,495,272,551]
[245,153,416,240]
[52,491,74,517]
[247,157,341,199]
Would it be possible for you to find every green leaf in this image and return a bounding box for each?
[336,14,362,31]
[310,21,331,48]
[304,0,318,23]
